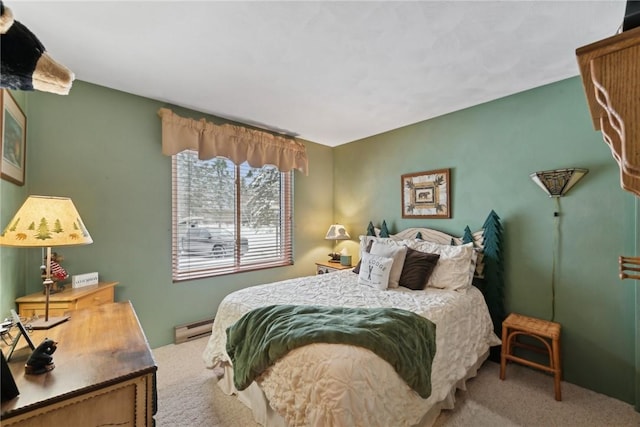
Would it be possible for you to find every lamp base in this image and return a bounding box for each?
[328,253,341,263]
[29,315,70,330]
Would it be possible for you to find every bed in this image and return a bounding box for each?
[202,211,505,427]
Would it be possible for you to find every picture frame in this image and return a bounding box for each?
[5,309,35,362]
[401,168,451,219]
[1,90,27,186]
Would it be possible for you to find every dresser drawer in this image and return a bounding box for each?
[75,286,114,310]
[18,301,72,318]
[3,377,144,427]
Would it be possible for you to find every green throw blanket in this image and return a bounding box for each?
[226,304,437,398]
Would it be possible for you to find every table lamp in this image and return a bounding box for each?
[325,224,350,263]
[0,196,93,329]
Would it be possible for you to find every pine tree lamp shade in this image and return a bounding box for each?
[0,196,93,329]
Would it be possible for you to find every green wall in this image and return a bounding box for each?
[334,77,637,405]
[636,197,639,412]
[0,81,334,349]
[1,77,637,406]
[0,91,29,318]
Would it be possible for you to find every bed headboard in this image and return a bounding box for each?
[368,211,505,355]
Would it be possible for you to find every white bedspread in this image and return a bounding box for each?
[203,270,500,427]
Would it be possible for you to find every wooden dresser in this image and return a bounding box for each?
[1,301,157,426]
[15,281,118,318]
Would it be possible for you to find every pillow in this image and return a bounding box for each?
[473,249,485,278]
[357,253,394,290]
[354,235,403,273]
[358,235,403,256]
[352,239,374,274]
[370,242,407,288]
[408,241,476,291]
[398,247,440,290]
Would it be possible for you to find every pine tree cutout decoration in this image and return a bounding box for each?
[366,221,376,237]
[380,220,390,237]
[481,210,505,357]
[416,231,423,240]
[462,225,474,245]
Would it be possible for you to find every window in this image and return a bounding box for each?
[172,150,293,281]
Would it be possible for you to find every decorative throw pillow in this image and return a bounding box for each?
[358,235,378,258]
[357,235,403,257]
[357,253,394,290]
[354,235,405,273]
[353,239,374,274]
[398,247,440,290]
[370,242,407,288]
[408,241,476,291]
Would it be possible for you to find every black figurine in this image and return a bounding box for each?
[25,338,57,375]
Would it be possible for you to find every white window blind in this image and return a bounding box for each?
[172,150,293,281]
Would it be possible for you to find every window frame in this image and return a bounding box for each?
[171,151,294,282]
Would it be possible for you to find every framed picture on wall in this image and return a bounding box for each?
[1,90,26,186]
[401,168,451,218]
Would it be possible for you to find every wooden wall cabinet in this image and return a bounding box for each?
[576,25,640,197]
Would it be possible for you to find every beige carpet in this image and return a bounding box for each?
[153,337,640,427]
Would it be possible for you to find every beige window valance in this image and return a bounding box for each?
[158,108,308,175]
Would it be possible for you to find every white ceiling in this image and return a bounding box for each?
[9,1,627,146]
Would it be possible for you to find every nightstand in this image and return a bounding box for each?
[315,260,352,274]
[15,281,118,319]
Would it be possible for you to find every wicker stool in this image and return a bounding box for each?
[499,313,562,400]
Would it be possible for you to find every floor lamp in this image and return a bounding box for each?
[0,195,93,329]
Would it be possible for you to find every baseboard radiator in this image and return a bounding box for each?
[174,317,214,344]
